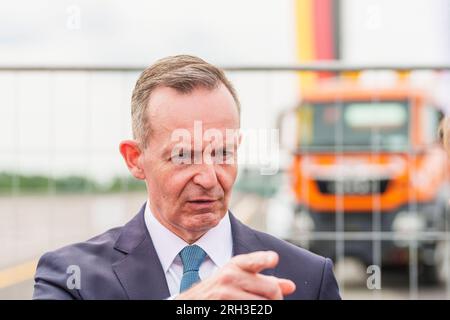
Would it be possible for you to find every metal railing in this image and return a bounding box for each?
[1,63,450,300]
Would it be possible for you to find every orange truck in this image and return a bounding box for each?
[284,83,450,283]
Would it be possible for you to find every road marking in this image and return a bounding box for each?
[0,259,38,289]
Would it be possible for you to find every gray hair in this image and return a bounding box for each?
[131,55,240,148]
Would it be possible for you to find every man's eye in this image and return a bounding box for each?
[170,151,192,163]
[212,150,233,163]
[212,150,231,157]
[170,152,181,160]
[222,150,233,157]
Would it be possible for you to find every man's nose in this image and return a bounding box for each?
[192,162,218,189]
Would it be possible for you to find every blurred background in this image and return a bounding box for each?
[1,0,450,299]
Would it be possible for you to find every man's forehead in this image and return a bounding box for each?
[154,118,238,134]
[147,85,239,131]
[162,126,239,146]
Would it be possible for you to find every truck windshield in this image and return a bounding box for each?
[297,101,410,152]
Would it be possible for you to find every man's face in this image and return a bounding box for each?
[140,84,240,242]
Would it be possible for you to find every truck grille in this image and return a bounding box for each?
[316,178,390,195]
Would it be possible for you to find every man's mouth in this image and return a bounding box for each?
[188,198,218,204]
[186,198,219,210]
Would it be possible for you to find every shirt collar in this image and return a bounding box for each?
[144,200,233,273]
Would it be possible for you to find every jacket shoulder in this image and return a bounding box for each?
[41,226,122,266]
[252,228,327,268]
[33,226,125,299]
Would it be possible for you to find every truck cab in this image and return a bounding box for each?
[287,83,450,283]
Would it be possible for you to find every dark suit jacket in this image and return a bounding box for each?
[33,203,341,299]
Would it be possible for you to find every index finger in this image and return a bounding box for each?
[231,251,279,273]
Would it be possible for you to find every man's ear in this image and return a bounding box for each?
[119,140,145,180]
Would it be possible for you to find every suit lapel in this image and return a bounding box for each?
[229,212,276,276]
[112,203,170,299]
[111,206,274,299]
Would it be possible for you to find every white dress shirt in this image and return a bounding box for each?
[144,200,233,297]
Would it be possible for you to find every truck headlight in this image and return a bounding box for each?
[392,211,426,235]
[295,210,315,234]
[293,210,315,249]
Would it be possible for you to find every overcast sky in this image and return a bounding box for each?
[1,0,449,66]
[0,0,296,66]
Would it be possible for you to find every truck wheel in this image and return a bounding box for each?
[419,264,439,285]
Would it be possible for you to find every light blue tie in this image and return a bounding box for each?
[179,245,207,293]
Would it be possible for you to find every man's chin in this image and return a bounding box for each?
[183,211,224,232]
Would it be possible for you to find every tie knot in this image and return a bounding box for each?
[179,245,207,272]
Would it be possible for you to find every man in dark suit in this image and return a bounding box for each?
[33,55,341,300]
